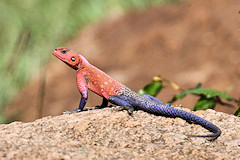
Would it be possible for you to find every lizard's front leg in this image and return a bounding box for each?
[62,91,88,114]
[77,91,88,111]
[63,73,88,114]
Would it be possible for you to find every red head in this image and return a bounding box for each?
[52,47,83,70]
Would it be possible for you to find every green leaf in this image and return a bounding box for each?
[234,103,240,117]
[138,81,163,97]
[170,88,233,102]
[194,97,216,111]
[194,83,202,89]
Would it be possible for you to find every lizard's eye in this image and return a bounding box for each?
[71,57,76,62]
[60,49,67,54]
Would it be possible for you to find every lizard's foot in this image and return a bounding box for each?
[62,108,88,114]
[95,97,109,109]
[95,105,113,109]
[109,106,134,115]
[95,105,105,109]
[170,104,183,108]
[62,110,80,114]
[164,103,183,108]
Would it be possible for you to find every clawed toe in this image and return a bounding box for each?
[109,106,134,115]
[62,108,88,114]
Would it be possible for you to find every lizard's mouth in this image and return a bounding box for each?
[52,49,62,58]
[52,49,68,62]
[63,61,78,70]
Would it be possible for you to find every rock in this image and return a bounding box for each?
[0,109,239,159]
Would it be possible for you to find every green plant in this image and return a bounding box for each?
[139,76,239,115]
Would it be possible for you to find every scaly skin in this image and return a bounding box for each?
[52,47,221,139]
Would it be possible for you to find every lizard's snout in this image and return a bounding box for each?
[52,48,58,54]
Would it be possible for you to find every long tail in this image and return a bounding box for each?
[144,104,221,139]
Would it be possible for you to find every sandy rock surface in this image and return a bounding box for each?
[1,108,239,159]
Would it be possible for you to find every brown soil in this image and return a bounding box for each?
[5,0,240,122]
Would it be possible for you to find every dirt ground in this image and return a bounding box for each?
[5,0,240,122]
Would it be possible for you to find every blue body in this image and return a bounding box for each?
[108,87,221,139]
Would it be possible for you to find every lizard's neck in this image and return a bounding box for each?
[78,55,90,70]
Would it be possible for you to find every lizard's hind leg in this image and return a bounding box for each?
[108,95,135,114]
[141,94,164,104]
[141,94,181,108]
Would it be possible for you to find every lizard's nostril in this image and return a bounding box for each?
[52,48,58,54]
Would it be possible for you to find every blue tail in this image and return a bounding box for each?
[144,104,221,139]
[108,93,221,139]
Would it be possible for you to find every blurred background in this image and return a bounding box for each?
[1,0,240,123]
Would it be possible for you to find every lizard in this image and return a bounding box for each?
[52,47,221,139]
